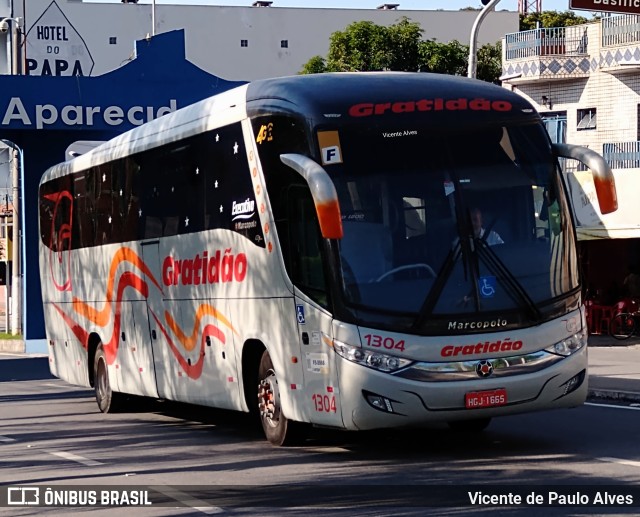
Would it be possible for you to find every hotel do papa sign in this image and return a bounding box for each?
[24,0,95,76]
[571,0,640,15]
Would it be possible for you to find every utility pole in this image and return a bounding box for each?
[467,0,502,79]
[1,17,23,75]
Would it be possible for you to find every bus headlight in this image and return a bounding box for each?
[333,340,413,373]
[544,327,588,357]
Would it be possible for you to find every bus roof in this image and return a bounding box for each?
[41,72,538,185]
[246,72,535,124]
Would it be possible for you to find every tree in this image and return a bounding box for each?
[520,11,590,31]
[418,39,468,76]
[299,55,327,75]
[475,41,502,84]
[385,17,424,72]
[299,17,502,83]
[325,20,390,72]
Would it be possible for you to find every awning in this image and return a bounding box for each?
[566,170,640,241]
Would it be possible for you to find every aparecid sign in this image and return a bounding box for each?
[570,0,640,15]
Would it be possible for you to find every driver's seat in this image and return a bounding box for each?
[340,221,392,283]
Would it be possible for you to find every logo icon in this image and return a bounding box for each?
[476,360,494,378]
[296,304,306,325]
[478,276,496,298]
[8,487,40,505]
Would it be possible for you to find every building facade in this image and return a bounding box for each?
[1,0,517,80]
[502,15,640,326]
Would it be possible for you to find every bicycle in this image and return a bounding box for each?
[609,300,640,340]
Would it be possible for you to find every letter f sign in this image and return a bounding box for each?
[321,145,342,165]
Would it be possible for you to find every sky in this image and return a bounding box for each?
[95,0,583,13]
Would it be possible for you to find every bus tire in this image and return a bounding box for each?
[257,349,305,446]
[94,344,125,413]
[448,417,492,432]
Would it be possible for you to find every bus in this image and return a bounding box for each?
[38,72,617,446]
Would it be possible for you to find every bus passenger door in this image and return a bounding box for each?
[287,188,344,427]
[294,295,343,428]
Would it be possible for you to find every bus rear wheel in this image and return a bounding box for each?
[94,344,125,413]
[257,350,305,446]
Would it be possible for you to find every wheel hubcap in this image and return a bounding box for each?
[258,376,280,424]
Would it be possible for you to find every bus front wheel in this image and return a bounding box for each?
[257,350,305,446]
[94,344,125,413]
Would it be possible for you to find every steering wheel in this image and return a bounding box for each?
[374,263,436,283]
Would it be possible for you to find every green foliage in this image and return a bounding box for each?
[385,17,424,72]
[520,10,590,31]
[418,39,468,76]
[299,55,327,75]
[299,17,503,83]
[476,41,502,84]
[325,20,390,72]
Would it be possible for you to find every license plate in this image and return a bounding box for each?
[465,388,507,409]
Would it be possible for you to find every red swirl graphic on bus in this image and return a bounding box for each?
[51,246,238,379]
[44,190,74,292]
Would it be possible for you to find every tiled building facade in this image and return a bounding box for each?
[502,16,640,314]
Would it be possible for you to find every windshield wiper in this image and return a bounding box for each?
[410,241,462,331]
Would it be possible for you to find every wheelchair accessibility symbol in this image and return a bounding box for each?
[296,304,306,325]
[478,276,496,298]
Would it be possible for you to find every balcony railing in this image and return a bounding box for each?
[505,27,588,61]
[602,14,640,47]
[603,141,640,169]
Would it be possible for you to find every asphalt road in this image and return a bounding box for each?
[1,355,639,516]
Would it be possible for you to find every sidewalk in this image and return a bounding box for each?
[586,334,640,403]
[2,336,640,403]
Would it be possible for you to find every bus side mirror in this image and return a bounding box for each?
[280,153,343,239]
[552,143,618,215]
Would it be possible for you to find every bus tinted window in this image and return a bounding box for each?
[39,123,265,250]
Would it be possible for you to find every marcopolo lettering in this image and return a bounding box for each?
[1,97,178,129]
[348,98,513,117]
[440,339,524,357]
[448,319,508,330]
[162,248,248,286]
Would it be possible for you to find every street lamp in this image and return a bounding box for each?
[1,16,24,75]
[467,0,502,79]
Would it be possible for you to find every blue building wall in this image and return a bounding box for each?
[0,30,246,339]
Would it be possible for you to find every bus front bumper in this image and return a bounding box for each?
[336,346,588,431]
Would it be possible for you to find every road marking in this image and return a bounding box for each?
[153,486,224,514]
[585,402,640,411]
[598,457,640,469]
[0,435,16,443]
[41,383,65,388]
[46,450,104,467]
[40,382,88,391]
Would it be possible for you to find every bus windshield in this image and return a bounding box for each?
[329,122,577,325]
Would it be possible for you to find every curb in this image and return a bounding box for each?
[0,339,25,354]
[587,389,640,404]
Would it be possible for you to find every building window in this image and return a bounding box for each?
[240,39,249,47]
[577,108,597,130]
[281,40,288,48]
[109,37,117,45]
